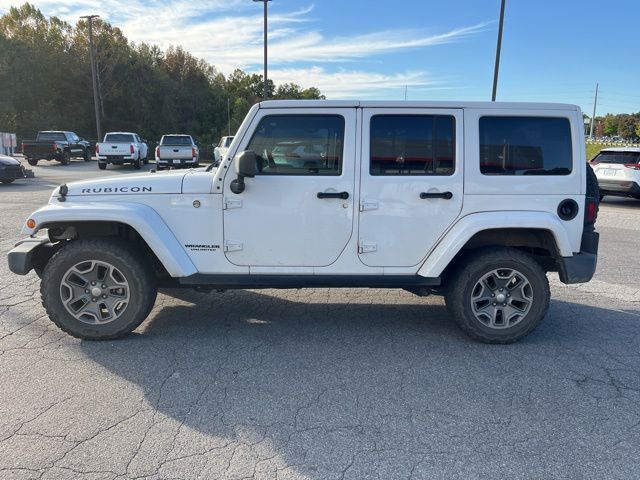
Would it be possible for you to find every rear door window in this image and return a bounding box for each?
[479,117,572,175]
[370,115,455,175]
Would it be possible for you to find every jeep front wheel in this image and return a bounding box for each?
[445,248,550,344]
[41,239,157,340]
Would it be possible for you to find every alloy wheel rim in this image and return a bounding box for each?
[60,260,130,324]
[470,268,533,329]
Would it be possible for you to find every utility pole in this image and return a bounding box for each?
[253,0,271,100]
[81,14,102,142]
[589,82,599,139]
[491,0,506,101]
[227,97,231,136]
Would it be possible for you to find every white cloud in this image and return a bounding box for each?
[0,1,487,97]
[268,67,447,99]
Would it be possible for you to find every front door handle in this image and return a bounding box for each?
[317,191,349,199]
[420,191,453,200]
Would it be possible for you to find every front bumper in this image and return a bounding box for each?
[7,237,57,275]
[557,230,599,284]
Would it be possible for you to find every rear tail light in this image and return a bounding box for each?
[585,199,598,224]
[95,144,100,154]
[130,144,135,154]
[624,163,640,170]
[51,143,57,151]
[21,142,24,152]
[155,147,160,158]
[589,159,599,165]
[192,147,197,158]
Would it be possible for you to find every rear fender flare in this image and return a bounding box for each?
[417,211,575,278]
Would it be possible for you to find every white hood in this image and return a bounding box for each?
[62,170,187,196]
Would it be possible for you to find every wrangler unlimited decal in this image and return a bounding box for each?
[80,186,152,193]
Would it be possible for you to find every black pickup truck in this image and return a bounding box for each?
[22,131,91,166]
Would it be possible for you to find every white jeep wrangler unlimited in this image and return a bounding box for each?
[8,101,600,343]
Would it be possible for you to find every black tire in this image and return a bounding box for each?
[60,150,71,165]
[27,158,38,166]
[133,156,141,169]
[41,238,157,340]
[143,155,149,165]
[83,149,91,161]
[1,179,15,184]
[98,162,107,170]
[444,247,550,344]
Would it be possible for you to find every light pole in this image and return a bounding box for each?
[253,0,271,100]
[491,0,506,101]
[81,14,102,141]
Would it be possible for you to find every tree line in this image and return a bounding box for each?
[591,113,640,139]
[0,3,324,153]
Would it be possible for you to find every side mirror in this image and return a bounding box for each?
[230,150,257,194]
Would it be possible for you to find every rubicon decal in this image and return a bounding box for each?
[80,186,152,193]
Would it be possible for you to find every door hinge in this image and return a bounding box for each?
[224,241,243,252]
[224,198,242,210]
[360,199,379,212]
[358,241,377,254]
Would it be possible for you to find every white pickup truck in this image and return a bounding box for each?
[213,135,234,165]
[96,132,148,170]
[8,100,600,344]
[155,134,199,170]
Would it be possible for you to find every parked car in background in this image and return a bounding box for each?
[155,134,199,170]
[0,155,29,184]
[96,132,148,170]
[591,147,640,199]
[22,131,91,166]
[213,135,234,164]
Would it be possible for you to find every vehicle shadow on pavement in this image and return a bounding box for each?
[76,288,640,478]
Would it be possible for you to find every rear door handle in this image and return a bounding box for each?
[420,191,453,200]
[317,191,349,199]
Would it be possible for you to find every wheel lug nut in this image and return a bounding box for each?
[92,297,97,302]
[91,281,96,286]
[499,288,503,292]
[492,302,497,306]
[85,289,89,294]
[491,293,495,297]
[102,294,107,299]
[503,303,507,306]
[102,284,106,289]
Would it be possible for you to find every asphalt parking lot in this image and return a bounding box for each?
[1,159,640,479]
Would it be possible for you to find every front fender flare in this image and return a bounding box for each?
[23,202,197,277]
[417,211,575,278]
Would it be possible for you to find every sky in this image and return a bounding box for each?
[1,0,638,115]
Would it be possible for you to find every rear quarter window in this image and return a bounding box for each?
[479,116,572,176]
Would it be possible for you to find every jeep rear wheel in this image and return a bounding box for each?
[41,239,157,340]
[27,158,38,166]
[445,248,550,344]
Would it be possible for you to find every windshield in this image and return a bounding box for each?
[593,151,640,165]
[162,136,192,146]
[37,132,66,141]
[104,133,134,143]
